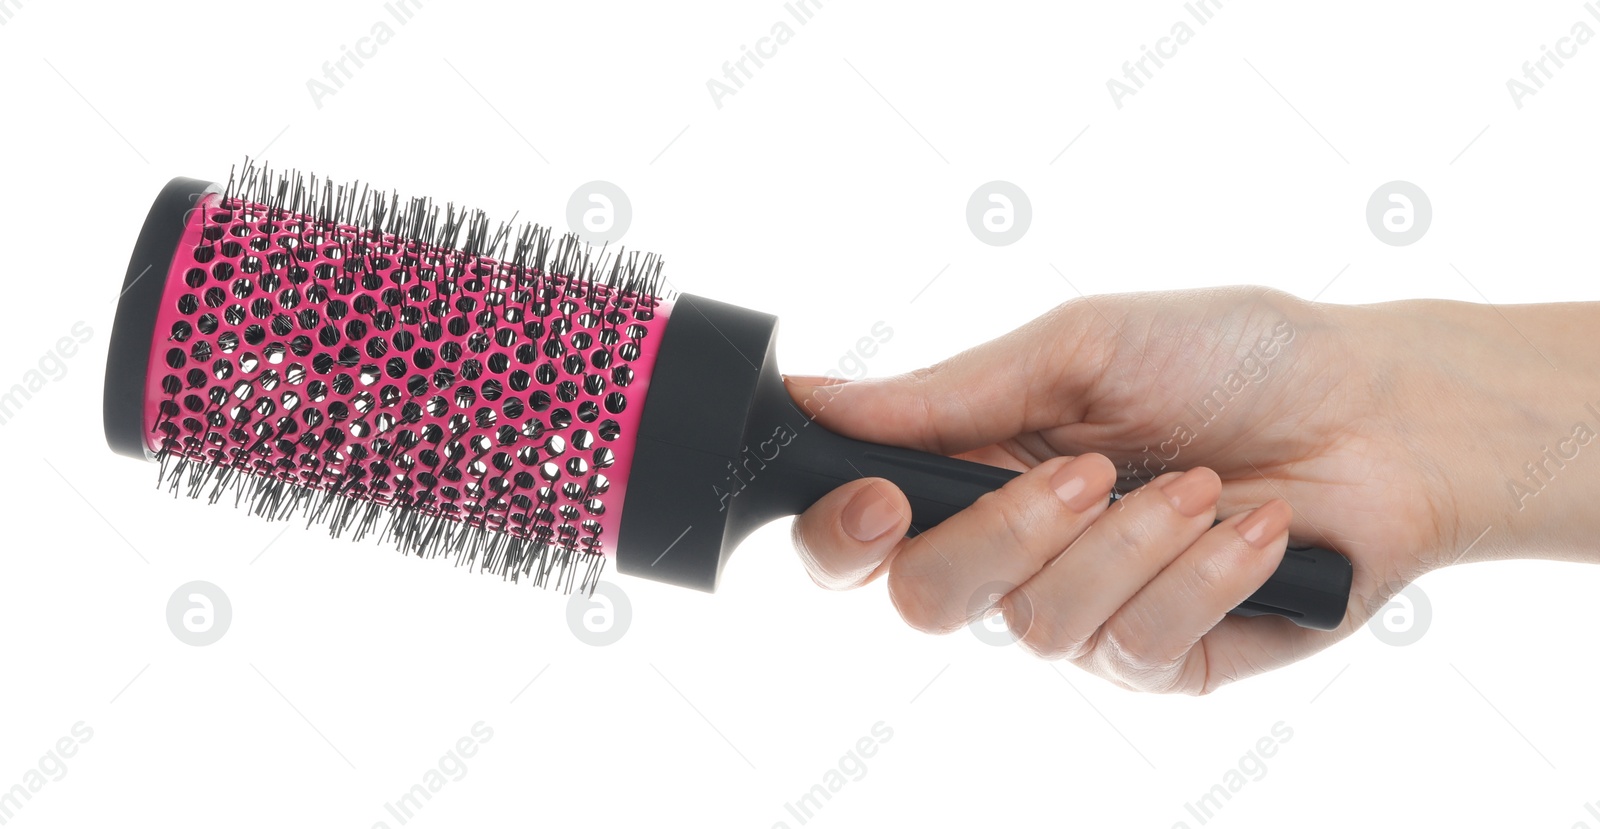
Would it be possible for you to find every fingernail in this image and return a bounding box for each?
[1162,468,1218,517]
[843,485,901,542]
[1237,501,1291,548]
[1051,455,1114,512]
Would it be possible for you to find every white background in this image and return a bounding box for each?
[2,1,1598,826]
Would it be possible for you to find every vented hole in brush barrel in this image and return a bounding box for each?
[143,168,670,591]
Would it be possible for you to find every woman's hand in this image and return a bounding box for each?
[785,288,1586,694]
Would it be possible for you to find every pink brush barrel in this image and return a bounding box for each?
[124,179,670,589]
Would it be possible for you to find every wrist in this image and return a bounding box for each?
[1353,299,1600,566]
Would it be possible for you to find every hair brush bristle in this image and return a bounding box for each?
[145,159,673,594]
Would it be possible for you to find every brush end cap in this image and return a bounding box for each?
[105,176,220,460]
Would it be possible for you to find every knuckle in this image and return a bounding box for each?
[970,489,1040,555]
[1011,623,1064,660]
[1048,298,1126,355]
[1097,507,1158,555]
[1004,592,1094,661]
[1248,285,1303,317]
[1097,611,1182,690]
[886,565,956,635]
[1013,635,1062,661]
[789,517,842,584]
[1186,550,1235,599]
[903,365,941,389]
[788,516,819,562]
[1050,296,1097,328]
[1017,626,1092,662]
[1098,617,1151,670]
[900,366,944,440]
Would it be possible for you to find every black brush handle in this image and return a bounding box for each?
[615,293,1352,632]
[840,444,1351,630]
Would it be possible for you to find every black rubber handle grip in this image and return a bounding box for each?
[613,293,1353,630]
[848,445,1352,631]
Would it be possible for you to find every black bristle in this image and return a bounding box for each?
[152,158,674,595]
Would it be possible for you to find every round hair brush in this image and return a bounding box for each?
[104,164,1352,629]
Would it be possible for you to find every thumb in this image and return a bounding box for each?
[783,305,1105,455]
